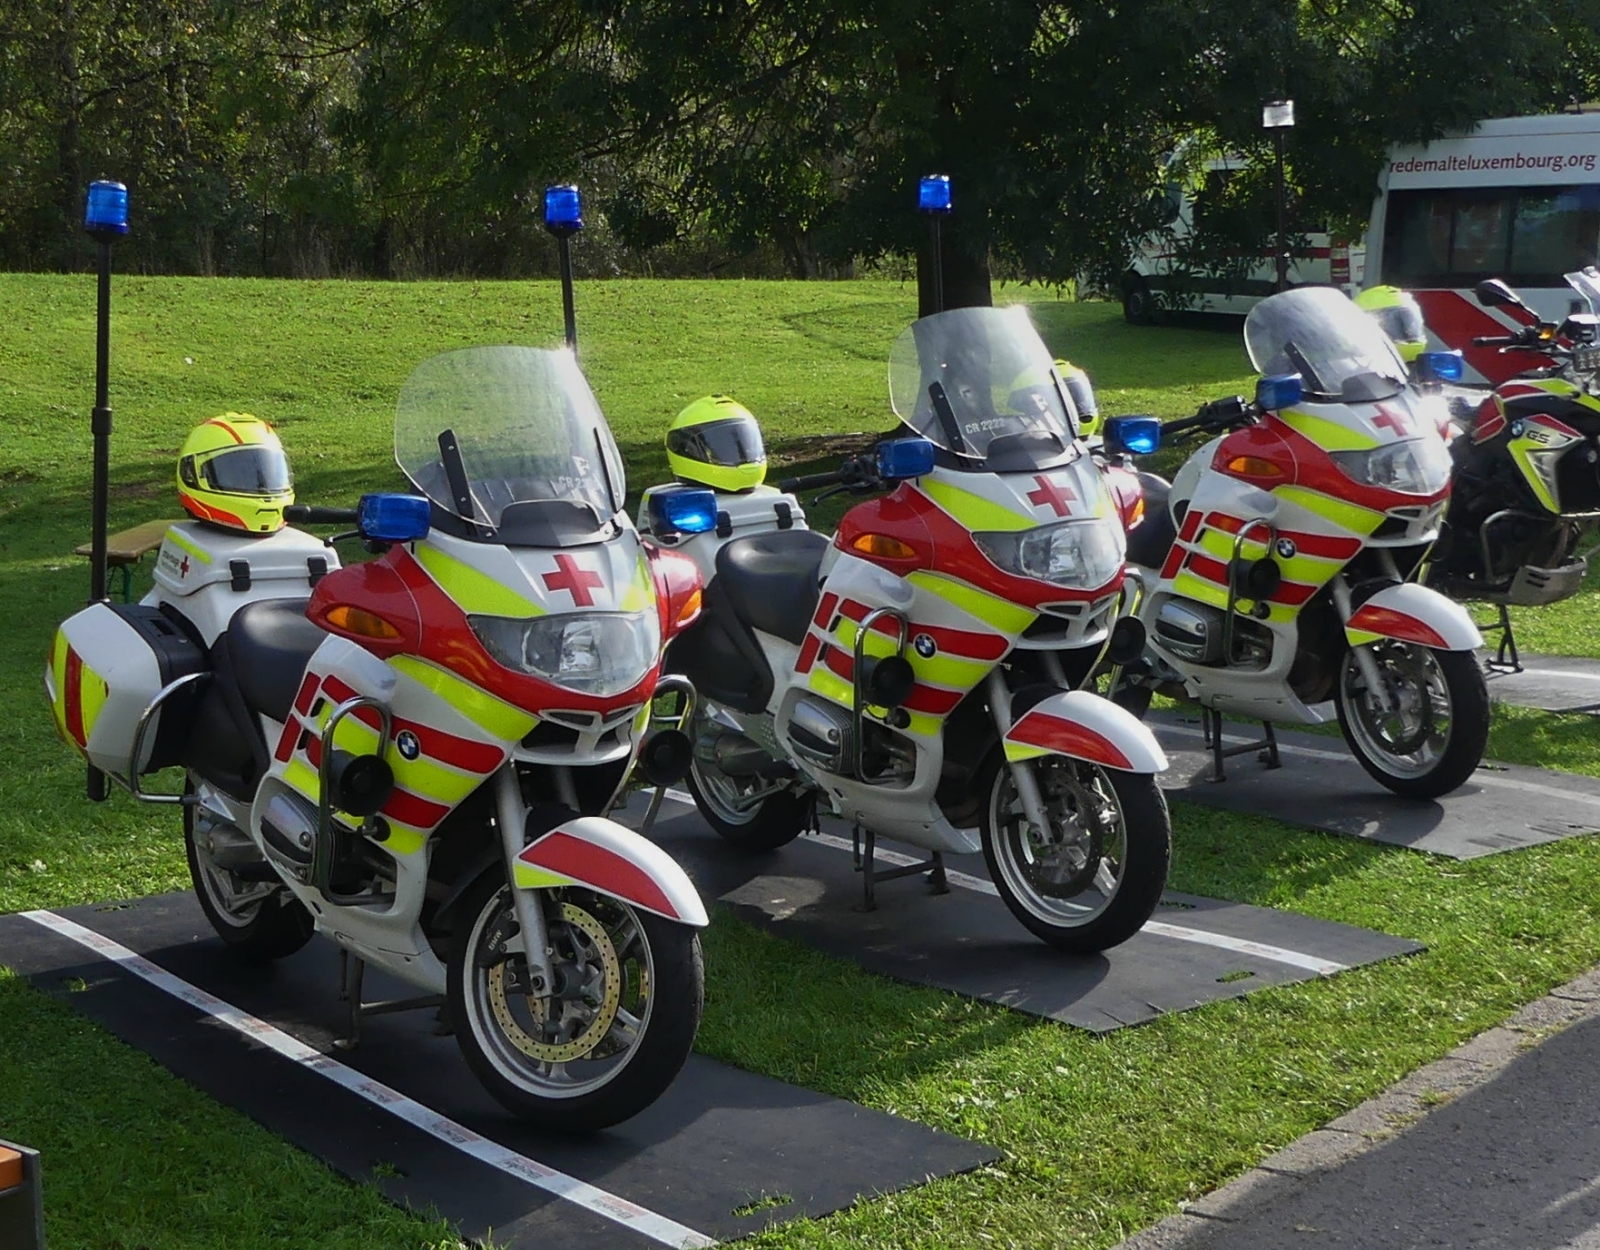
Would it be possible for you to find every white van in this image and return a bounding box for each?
[1365,112,1600,383]
[1121,152,1364,323]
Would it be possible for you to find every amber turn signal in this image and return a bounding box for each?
[324,605,402,640]
[1225,455,1286,479]
[851,533,919,559]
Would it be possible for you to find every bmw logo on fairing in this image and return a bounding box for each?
[914,633,938,658]
[396,730,421,760]
[1276,538,1297,558]
[1510,420,1525,438]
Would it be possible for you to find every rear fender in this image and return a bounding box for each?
[1003,689,1168,773]
[513,815,709,927]
[1345,582,1482,652]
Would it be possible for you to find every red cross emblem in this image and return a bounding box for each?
[542,554,604,607]
[1372,407,1412,438]
[1026,475,1076,517]
[178,556,190,578]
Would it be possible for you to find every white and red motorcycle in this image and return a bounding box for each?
[643,305,1171,954]
[1106,287,1491,798]
[48,345,712,1130]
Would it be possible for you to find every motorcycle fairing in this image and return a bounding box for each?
[1506,413,1586,515]
[1003,690,1168,773]
[514,815,709,926]
[1344,583,1482,652]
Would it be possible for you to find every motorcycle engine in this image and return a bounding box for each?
[786,697,854,775]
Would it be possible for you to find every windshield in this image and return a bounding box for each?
[1566,267,1600,317]
[888,306,1078,462]
[394,346,626,530]
[1244,288,1409,403]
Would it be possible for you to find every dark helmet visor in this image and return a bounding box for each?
[666,416,765,468]
[202,446,293,494]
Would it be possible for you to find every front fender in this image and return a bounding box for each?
[1345,582,1482,652]
[513,815,709,927]
[1004,689,1168,773]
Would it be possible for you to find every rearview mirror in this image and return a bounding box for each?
[1102,416,1161,456]
[357,493,431,543]
[1475,278,1523,311]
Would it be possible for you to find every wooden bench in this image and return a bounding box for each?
[0,1140,44,1250]
[75,518,179,601]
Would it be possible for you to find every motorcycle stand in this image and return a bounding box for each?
[1480,604,1523,674]
[1200,708,1281,782]
[334,949,448,1051]
[850,822,949,911]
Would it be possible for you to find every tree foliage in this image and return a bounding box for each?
[0,0,1594,282]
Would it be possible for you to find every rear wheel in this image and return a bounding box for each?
[686,755,810,851]
[979,753,1170,954]
[1335,642,1488,799]
[1122,276,1159,326]
[183,792,314,961]
[449,874,703,1131]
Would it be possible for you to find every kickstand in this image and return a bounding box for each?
[1202,708,1281,782]
[335,949,447,1051]
[851,823,947,911]
[1485,603,1522,673]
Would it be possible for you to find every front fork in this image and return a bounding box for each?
[986,668,1053,836]
[492,764,556,994]
[1330,573,1395,715]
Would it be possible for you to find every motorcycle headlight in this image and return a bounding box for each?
[469,610,660,697]
[1330,438,1452,495]
[973,519,1125,589]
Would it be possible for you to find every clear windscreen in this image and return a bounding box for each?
[1566,268,1600,317]
[888,305,1077,460]
[1244,287,1409,403]
[394,346,626,529]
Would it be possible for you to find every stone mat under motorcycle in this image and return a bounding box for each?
[1479,652,1600,714]
[0,893,999,1249]
[639,795,1421,1034]
[1146,712,1600,859]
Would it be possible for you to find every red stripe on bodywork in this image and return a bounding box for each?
[302,734,452,830]
[1348,604,1447,649]
[820,647,964,715]
[321,674,505,773]
[835,597,1010,661]
[1177,508,1203,543]
[1412,290,1545,385]
[517,831,677,919]
[1008,711,1133,770]
[292,673,321,717]
[274,719,300,763]
[64,647,86,747]
[796,631,822,674]
[812,591,839,628]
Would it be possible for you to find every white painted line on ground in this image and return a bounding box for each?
[1493,666,1600,685]
[1155,722,1600,814]
[661,790,1345,975]
[21,909,716,1250]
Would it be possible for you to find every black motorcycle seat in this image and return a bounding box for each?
[226,598,326,723]
[1125,473,1177,571]
[714,530,829,647]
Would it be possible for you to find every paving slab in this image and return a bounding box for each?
[1149,713,1600,859]
[642,794,1421,1034]
[1481,651,1600,714]
[0,893,998,1249]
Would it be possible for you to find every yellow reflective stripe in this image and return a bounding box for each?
[920,478,1033,533]
[389,656,537,742]
[1274,486,1383,535]
[1508,441,1560,513]
[513,862,577,890]
[164,528,212,565]
[283,758,319,799]
[80,663,110,740]
[804,662,940,737]
[1346,628,1382,647]
[832,618,989,688]
[1171,569,1228,608]
[1004,739,1051,762]
[907,572,1035,634]
[415,544,542,618]
[320,712,483,810]
[621,557,653,614]
[48,632,70,736]
[1279,409,1378,452]
[1196,528,1270,563]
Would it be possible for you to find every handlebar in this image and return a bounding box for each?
[1471,334,1522,347]
[777,469,847,493]
[1162,395,1252,440]
[778,453,883,497]
[284,505,360,525]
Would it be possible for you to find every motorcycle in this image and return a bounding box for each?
[644,304,1172,954]
[1105,286,1491,799]
[1422,267,1600,670]
[46,345,712,1131]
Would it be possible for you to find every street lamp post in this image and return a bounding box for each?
[1262,100,1295,293]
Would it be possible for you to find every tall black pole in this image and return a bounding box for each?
[557,235,578,352]
[1274,129,1289,293]
[928,216,946,316]
[90,239,113,604]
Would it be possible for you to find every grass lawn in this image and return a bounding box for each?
[3,274,1600,1249]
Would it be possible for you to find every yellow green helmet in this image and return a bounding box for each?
[666,395,766,492]
[176,412,294,534]
[1055,360,1100,438]
[1355,285,1427,363]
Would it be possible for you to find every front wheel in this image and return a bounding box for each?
[448,874,703,1131]
[1335,642,1489,799]
[184,793,314,961]
[979,753,1170,954]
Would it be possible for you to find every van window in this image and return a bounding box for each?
[1384,184,1600,286]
